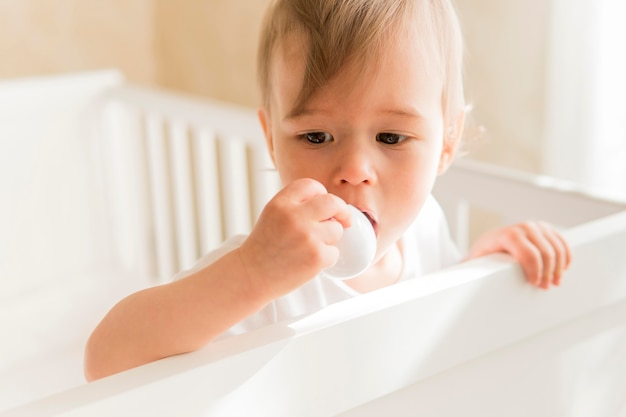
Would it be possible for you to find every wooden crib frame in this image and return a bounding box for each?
[1,71,625,416]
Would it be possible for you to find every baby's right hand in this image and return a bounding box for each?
[236,178,351,298]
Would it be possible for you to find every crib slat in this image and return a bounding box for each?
[145,113,177,281]
[100,102,146,273]
[248,144,281,222]
[219,137,252,237]
[447,199,470,252]
[92,86,271,279]
[168,120,199,271]
[98,104,128,267]
[123,106,155,279]
[193,127,224,255]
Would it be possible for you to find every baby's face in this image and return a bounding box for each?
[259,33,452,261]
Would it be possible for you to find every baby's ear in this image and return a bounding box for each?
[257,107,276,165]
[438,111,465,174]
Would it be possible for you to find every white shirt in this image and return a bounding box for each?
[173,195,461,337]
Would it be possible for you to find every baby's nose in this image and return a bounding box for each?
[335,142,377,185]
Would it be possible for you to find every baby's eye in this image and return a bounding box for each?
[302,131,333,144]
[376,133,407,145]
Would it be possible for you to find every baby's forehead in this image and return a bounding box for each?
[270,26,442,109]
[269,36,445,124]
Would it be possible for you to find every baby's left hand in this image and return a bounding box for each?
[467,221,572,289]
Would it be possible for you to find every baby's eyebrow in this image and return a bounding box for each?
[283,106,319,122]
[283,106,425,122]
[379,107,424,119]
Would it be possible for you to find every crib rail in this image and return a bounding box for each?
[433,158,626,250]
[3,206,626,417]
[89,86,280,281]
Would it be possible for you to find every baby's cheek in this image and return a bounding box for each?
[381,199,420,245]
[395,184,432,227]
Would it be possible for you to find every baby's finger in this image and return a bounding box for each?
[523,222,557,289]
[554,228,572,269]
[319,217,345,246]
[502,228,543,285]
[540,224,572,286]
[280,178,328,203]
[555,238,572,286]
[305,192,351,227]
[318,240,341,270]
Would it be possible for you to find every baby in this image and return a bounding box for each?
[84,0,571,380]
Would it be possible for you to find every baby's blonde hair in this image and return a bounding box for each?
[258,0,465,131]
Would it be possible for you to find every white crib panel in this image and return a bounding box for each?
[338,300,626,417]
[4,210,625,417]
[0,71,121,295]
[192,127,224,255]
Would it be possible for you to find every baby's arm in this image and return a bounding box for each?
[466,222,572,289]
[84,178,350,381]
[84,249,268,381]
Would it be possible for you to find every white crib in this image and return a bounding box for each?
[1,71,625,417]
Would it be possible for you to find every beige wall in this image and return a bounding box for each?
[456,0,551,173]
[0,0,269,107]
[0,0,158,85]
[0,0,552,173]
[154,0,270,107]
